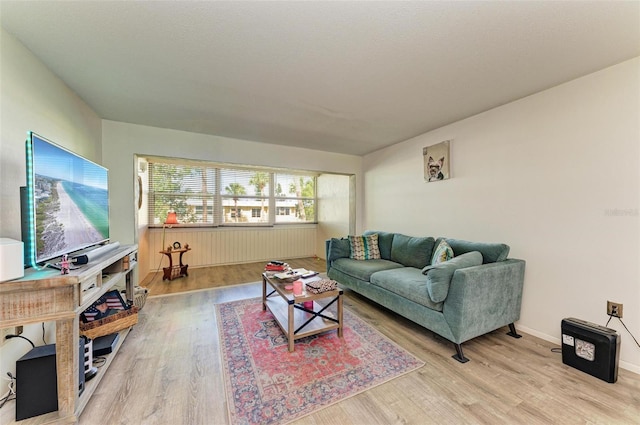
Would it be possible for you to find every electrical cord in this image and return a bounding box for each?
[151,250,166,284]
[0,373,16,410]
[42,322,47,344]
[4,334,35,348]
[605,315,613,327]
[606,314,640,348]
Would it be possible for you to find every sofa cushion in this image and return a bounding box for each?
[349,234,381,260]
[370,267,443,312]
[390,234,435,268]
[328,237,351,263]
[331,257,403,282]
[431,239,454,265]
[421,251,483,302]
[363,230,395,260]
[445,239,510,263]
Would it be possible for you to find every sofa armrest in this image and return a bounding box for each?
[442,259,525,343]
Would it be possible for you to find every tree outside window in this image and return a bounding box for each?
[148,160,316,226]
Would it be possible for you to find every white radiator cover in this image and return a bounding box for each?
[150,226,317,271]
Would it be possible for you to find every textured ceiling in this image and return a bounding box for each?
[1,1,639,155]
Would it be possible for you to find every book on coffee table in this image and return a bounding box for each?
[274,268,308,280]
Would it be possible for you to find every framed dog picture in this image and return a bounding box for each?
[423,140,451,182]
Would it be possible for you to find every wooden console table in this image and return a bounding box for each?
[0,244,138,424]
[159,247,190,280]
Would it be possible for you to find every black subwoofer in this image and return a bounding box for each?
[561,317,620,383]
[15,340,85,420]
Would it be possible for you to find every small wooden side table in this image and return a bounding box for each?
[160,248,191,281]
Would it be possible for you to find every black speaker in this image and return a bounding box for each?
[561,317,620,383]
[15,340,85,420]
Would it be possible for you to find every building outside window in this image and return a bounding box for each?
[147,158,317,227]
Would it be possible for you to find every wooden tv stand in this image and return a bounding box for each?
[0,244,138,424]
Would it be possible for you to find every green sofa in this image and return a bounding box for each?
[325,231,526,362]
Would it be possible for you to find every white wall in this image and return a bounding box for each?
[363,58,640,372]
[0,29,103,375]
[101,120,363,273]
[0,29,103,238]
[317,173,353,257]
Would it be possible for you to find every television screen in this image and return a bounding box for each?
[23,133,109,266]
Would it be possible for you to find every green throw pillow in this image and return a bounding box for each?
[445,239,510,263]
[390,234,435,268]
[431,239,454,265]
[349,234,381,260]
[422,251,483,302]
[328,238,351,262]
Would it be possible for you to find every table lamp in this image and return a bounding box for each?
[162,211,178,251]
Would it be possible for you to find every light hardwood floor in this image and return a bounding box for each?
[80,259,640,424]
[141,257,327,296]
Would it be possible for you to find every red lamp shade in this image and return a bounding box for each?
[165,211,178,225]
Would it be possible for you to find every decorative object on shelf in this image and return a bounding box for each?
[423,139,451,182]
[80,290,138,339]
[81,290,128,322]
[122,286,150,309]
[133,286,149,309]
[80,307,138,340]
[161,210,179,253]
[60,254,70,275]
[173,241,181,249]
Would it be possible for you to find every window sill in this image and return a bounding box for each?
[148,222,317,229]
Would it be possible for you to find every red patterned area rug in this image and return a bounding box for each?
[216,297,425,425]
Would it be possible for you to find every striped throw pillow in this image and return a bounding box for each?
[349,234,381,260]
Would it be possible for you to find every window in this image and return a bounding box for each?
[148,161,217,225]
[220,168,269,224]
[148,158,317,226]
[274,173,315,223]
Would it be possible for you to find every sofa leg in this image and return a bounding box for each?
[452,343,470,363]
[507,323,522,339]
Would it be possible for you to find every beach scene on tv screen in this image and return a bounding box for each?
[33,137,109,260]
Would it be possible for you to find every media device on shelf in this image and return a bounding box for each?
[20,132,111,268]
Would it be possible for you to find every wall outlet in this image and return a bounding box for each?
[607,301,623,318]
[0,326,25,346]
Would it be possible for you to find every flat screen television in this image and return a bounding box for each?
[22,132,110,268]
